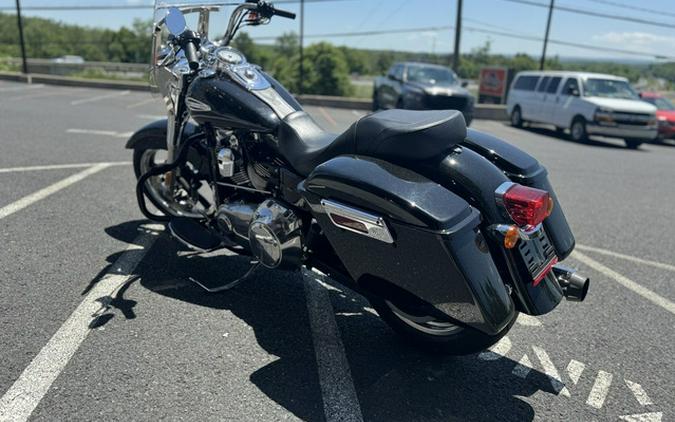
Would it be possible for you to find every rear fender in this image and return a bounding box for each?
[417,146,566,315]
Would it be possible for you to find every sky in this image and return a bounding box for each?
[1,0,674,61]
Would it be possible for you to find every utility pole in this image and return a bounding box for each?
[299,0,305,95]
[15,0,28,74]
[540,0,554,70]
[452,0,462,72]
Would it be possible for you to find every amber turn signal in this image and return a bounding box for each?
[504,225,520,249]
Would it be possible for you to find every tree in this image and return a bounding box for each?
[303,42,352,96]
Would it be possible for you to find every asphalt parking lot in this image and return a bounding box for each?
[0,80,673,422]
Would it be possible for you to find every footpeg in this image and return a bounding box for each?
[168,217,223,251]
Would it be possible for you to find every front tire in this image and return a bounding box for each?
[570,117,588,142]
[372,90,380,111]
[369,297,517,355]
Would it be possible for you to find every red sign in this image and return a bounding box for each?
[479,67,508,100]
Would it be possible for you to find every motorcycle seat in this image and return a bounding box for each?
[278,109,467,176]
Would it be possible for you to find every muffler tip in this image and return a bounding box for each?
[552,265,590,302]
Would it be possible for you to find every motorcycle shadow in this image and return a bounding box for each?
[103,220,558,422]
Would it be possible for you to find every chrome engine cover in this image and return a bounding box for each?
[248,200,302,269]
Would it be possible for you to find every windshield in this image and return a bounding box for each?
[407,65,457,85]
[153,1,236,26]
[643,97,675,111]
[583,78,639,100]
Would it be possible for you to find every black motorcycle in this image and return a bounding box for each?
[128,1,589,355]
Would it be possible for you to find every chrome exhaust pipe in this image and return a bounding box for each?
[552,265,590,302]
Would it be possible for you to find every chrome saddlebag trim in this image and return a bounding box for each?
[320,199,394,244]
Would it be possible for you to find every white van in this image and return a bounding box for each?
[506,71,657,148]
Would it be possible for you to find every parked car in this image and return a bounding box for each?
[639,92,675,141]
[373,62,475,125]
[507,71,658,149]
[52,55,85,64]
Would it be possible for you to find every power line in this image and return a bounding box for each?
[583,0,675,19]
[248,24,675,60]
[496,0,675,29]
[462,25,675,60]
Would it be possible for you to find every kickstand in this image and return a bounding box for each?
[189,262,260,293]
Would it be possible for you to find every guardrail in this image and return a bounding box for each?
[0,71,508,121]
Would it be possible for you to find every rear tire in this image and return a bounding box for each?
[510,106,523,128]
[624,139,642,149]
[570,117,588,142]
[369,296,517,355]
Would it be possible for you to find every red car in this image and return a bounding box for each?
[640,92,675,140]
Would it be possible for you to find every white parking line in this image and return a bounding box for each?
[624,379,653,406]
[586,370,613,409]
[0,227,159,422]
[477,336,512,361]
[0,161,130,174]
[303,270,364,422]
[572,251,675,315]
[566,359,585,385]
[576,244,675,273]
[70,90,130,106]
[0,164,111,220]
[619,412,663,422]
[66,129,133,139]
[9,91,61,101]
[532,346,570,397]
[516,313,542,327]
[126,98,156,109]
[512,354,534,378]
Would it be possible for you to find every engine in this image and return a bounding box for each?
[213,131,302,269]
[216,199,302,269]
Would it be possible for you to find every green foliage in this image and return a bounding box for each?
[0,13,152,63]
[2,12,674,94]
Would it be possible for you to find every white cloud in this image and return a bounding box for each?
[592,31,675,47]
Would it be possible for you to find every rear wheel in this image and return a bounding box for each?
[624,139,642,149]
[510,106,523,128]
[570,117,588,142]
[369,296,517,355]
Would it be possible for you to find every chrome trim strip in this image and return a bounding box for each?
[321,199,394,244]
[494,181,515,208]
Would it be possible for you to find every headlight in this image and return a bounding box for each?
[594,108,615,125]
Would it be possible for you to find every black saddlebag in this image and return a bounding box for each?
[299,155,516,335]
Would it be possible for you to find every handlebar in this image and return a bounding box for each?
[183,40,200,71]
[272,8,296,19]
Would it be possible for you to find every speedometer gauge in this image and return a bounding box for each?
[215,48,244,65]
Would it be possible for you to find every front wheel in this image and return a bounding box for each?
[369,297,517,355]
[569,117,588,142]
[372,90,380,111]
[132,136,204,221]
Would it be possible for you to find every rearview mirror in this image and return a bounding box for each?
[568,87,580,97]
[461,81,468,88]
[165,7,187,36]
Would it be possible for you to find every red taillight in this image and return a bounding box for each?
[501,184,553,228]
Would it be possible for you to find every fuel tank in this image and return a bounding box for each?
[186,73,285,132]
